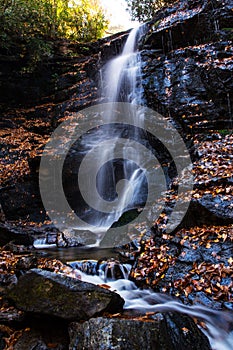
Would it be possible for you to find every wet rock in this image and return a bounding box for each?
[46,232,57,245]
[114,238,141,262]
[178,247,202,263]
[0,304,24,322]
[56,231,81,248]
[181,195,233,228]
[56,229,96,247]
[0,205,5,222]
[7,268,124,321]
[188,291,222,310]
[2,242,33,254]
[69,260,99,275]
[99,210,145,249]
[13,329,66,350]
[31,224,60,246]
[111,209,141,228]
[182,241,232,265]
[69,313,211,350]
[217,241,233,265]
[196,194,233,222]
[14,335,49,350]
[150,262,193,291]
[160,312,211,349]
[0,222,34,246]
[68,258,131,280]
[99,227,133,249]
[0,30,128,115]
[144,3,209,52]
[96,259,130,280]
[15,255,38,271]
[0,273,18,288]
[0,180,45,222]
[141,0,233,133]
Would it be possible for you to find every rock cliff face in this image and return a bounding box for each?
[140,0,233,133]
[0,32,128,112]
[0,31,128,222]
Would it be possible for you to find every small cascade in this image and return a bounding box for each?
[69,259,132,281]
[70,261,233,350]
[33,238,56,249]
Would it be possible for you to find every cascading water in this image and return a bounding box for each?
[102,26,143,104]
[76,25,148,238]
[69,261,233,350]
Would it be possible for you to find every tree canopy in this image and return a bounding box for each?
[126,0,175,22]
[0,0,108,55]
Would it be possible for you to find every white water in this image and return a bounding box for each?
[77,25,148,236]
[98,25,146,224]
[103,26,143,104]
[75,265,233,350]
[33,238,56,249]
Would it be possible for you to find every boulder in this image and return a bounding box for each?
[7,269,124,321]
[0,222,34,246]
[69,313,211,350]
[56,229,96,248]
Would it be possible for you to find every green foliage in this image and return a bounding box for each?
[0,0,108,59]
[67,0,108,41]
[218,129,232,136]
[222,28,233,31]
[0,0,108,41]
[126,0,175,22]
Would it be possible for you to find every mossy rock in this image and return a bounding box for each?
[7,269,124,321]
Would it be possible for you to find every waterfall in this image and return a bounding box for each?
[103,26,143,104]
[97,25,147,225]
[77,25,148,239]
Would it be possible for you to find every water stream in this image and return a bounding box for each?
[69,262,233,350]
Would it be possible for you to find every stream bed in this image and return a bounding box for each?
[33,242,233,350]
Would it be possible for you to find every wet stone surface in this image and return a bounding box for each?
[69,313,211,350]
